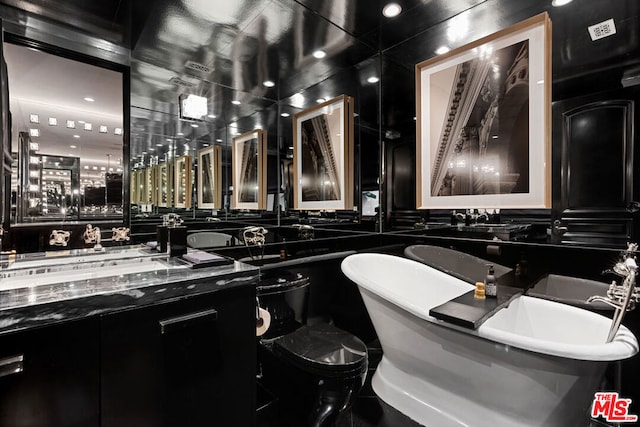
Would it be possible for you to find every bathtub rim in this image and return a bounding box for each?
[341,253,639,362]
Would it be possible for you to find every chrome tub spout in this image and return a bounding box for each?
[587,243,640,342]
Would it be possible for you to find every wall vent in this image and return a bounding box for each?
[169,77,196,88]
[185,61,213,74]
[587,18,616,41]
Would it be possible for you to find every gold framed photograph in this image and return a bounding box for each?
[157,161,172,207]
[416,12,552,209]
[197,145,222,209]
[174,155,192,208]
[292,94,354,210]
[231,129,267,210]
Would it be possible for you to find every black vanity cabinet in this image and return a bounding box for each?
[0,317,101,427]
[100,284,256,427]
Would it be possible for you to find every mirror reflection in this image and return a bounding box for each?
[5,41,124,223]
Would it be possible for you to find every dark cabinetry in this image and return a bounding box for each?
[101,285,256,427]
[0,317,101,427]
[0,284,256,427]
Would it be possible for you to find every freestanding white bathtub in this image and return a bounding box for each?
[341,253,639,427]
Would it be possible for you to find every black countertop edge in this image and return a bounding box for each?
[0,267,260,336]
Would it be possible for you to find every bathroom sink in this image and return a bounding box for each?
[1,246,156,271]
[527,274,613,311]
[454,223,532,241]
[404,244,511,284]
[0,260,172,290]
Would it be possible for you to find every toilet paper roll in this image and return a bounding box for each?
[256,308,271,337]
[486,244,502,256]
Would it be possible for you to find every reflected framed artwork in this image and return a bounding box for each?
[197,145,222,209]
[174,155,192,208]
[231,129,267,210]
[416,12,551,209]
[157,161,172,208]
[293,94,354,210]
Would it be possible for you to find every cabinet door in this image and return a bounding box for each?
[0,317,100,427]
[101,285,256,427]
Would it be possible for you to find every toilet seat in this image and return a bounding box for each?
[272,323,368,378]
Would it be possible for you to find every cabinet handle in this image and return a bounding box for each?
[0,354,24,378]
[159,308,218,335]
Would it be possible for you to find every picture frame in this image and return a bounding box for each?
[157,161,173,208]
[130,168,139,205]
[231,129,267,210]
[197,145,222,209]
[416,12,552,209]
[174,155,192,208]
[292,94,354,210]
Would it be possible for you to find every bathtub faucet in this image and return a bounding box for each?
[587,242,640,342]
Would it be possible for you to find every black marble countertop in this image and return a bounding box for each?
[0,245,260,335]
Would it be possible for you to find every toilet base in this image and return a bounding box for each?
[258,342,365,427]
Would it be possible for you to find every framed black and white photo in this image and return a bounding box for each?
[174,155,192,208]
[157,161,172,207]
[232,129,267,210]
[416,12,551,209]
[197,145,222,209]
[293,94,354,210]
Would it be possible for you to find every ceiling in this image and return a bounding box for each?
[0,0,638,170]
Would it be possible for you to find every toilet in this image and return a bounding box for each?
[256,270,368,427]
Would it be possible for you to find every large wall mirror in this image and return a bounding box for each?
[2,0,639,252]
[4,41,125,223]
[0,29,128,252]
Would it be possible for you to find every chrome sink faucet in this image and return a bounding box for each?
[587,243,640,342]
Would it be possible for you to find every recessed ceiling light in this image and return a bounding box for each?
[190,123,199,128]
[312,50,326,59]
[157,143,164,147]
[281,113,290,117]
[435,46,450,55]
[84,165,89,170]
[84,123,93,131]
[231,100,241,105]
[29,128,39,137]
[216,138,223,142]
[83,97,95,102]
[99,125,108,133]
[263,80,275,87]
[73,135,80,139]
[114,128,122,135]
[316,98,326,104]
[48,117,57,126]
[207,114,216,118]
[551,0,572,6]
[177,132,184,136]
[29,114,39,124]
[382,3,402,18]
[367,76,380,84]
[92,166,98,170]
[66,120,76,129]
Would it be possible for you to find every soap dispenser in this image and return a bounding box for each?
[485,265,497,297]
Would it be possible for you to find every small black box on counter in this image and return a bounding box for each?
[168,226,187,257]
